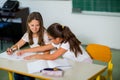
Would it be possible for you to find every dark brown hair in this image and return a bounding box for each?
[47,23,82,57]
[26,12,45,45]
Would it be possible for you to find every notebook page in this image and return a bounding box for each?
[27,60,48,73]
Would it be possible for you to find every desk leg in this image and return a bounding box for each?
[96,75,100,80]
[8,71,13,80]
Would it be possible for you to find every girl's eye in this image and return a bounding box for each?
[30,24,34,27]
[36,25,40,27]
[48,38,54,41]
[30,25,40,27]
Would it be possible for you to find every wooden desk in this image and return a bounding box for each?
[0,58,107,80]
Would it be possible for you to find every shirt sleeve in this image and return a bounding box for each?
[21,32,29,42]
[51,42,69,50]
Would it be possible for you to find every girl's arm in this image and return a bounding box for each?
[43,50,50,55]
[17,44,54,56]
[6,39,26,55]
[24,47,67,60]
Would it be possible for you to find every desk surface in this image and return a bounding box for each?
[0,57,107,80]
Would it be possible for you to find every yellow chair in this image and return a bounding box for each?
[86,44,113,80]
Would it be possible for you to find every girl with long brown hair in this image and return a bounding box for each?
[6,12,49,80]
[17,23,92,63]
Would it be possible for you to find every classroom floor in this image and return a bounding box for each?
[0,41,120,80]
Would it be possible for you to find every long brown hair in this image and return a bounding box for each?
[26,12,45,45]
[47,23,82,57]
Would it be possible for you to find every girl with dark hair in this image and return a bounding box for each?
[17,23,92,63]
[6,12,49,80]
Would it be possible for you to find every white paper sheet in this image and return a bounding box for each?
[27,60,48,73]
[0,51,36,60]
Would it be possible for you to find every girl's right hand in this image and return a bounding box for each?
[16,50,25,56]
[6,48,13,55]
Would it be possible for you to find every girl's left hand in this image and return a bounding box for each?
[24,54,38,60]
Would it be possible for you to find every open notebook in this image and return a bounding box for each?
[27,58,71,73]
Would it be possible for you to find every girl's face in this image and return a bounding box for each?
[28,19,40,33]
[47,33,63,44]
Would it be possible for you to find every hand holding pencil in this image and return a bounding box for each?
[6,45,19,55]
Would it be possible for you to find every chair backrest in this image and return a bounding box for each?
[86,44,112,62]
[86,44,113,80]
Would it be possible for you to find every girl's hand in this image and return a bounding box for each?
[6,48,13,55]
[16,50,25,56]
[24,54,40,60]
